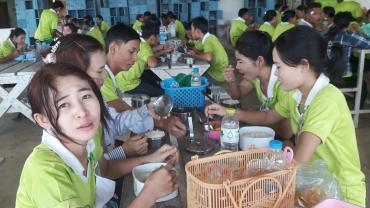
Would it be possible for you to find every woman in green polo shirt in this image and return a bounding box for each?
[258,10,277,38]
[206,26,365,207]
[0,28,27,63]
[224,30,291,139]
[16,63,179,207]
[272,10,296,41]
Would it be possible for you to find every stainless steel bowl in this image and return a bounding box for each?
[153,94,173,117]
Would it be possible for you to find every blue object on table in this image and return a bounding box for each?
[14,51,37,62]
[161,77,208,108]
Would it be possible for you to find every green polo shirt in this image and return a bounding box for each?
[258,23,275,38]
[116,40,153,91]
[0,39,16,58]
[276,10,281,25]
[251,79,284,109]
[35,9,59,42]
[274,84,366,207]
[132,20,143,32]
[100,21,111,34]
[315,0,337,8]
[87,26,106,49]
[230,18,247,47]
[175,20,186,40]
[16,144,97,207]
[335,1,362,19]
[272,22,295,42]
[188,39,203,51]
[101,69,119,102]
[203,34,229,82]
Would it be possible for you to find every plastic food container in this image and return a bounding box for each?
[132,163,178,202]
[239,126,275,150]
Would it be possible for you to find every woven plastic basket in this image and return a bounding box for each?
[160,77,208,108]
[185,149,297,208]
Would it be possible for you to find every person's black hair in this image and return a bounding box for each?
[161,13,168,19]
[305,2,322,13]
[64,14,72,19]
[96,14,103,20]
[191,16,208,34]
[52,0,64,9]
[325,12,354,40]
[84,15,93,21]
[236,31,274,66]
[282,5,288,11]
[146,14,161,27]
[64,23,78,33]
[136,14,143,20]
[184,22,191,30]
[141,22,160,39]
[263,10,277,22]
[167,11,176,19]
[83,19,94,27]
[144,11,151,17]
[296,5,306,12]
[275,26,344,83]
[9,27,26,39]
[323,6,335,18]
[275,3,283,10]
[367,9,370,18]
[105,23,140,53]
[238,8,249,17]
[281,10,296,22]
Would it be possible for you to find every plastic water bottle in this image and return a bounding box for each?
[220,108,239,151]
[265,140,284,172]
[190,67,201,86]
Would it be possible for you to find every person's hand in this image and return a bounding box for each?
[12,49,22,58]
[141,164,179,200]
[122,134,148,157]
[205,103,227,117]
[17,43,27,51]
[148,144,179,164]
[187,49,196,56]
[224,65,236,82]
[159,116,187,138]
[164,45,174,53]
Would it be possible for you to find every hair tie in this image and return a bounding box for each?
[42,53,56,64]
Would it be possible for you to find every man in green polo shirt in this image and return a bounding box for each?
[116,21,171,97]
[34,1,64,44]
[132,14,144,32]
[167,12,186,40]
[189,16,229,84]
[229,8,254,47]
[83,19,106,49]
[96,15,111,35]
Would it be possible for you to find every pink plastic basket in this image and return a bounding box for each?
[314,199,360,208]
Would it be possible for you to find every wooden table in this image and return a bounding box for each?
[150,59,210,80]
[121,120,221,207]
[0,60,43,121]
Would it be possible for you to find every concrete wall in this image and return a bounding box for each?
[356,0,370,9]
[217,0,244,25]
[0,0,17,27]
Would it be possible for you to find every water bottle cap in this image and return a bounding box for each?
[269,140,283,150]
[193,67,199,73]
[225,108,235,115]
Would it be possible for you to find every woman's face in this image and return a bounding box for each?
[115,39,140,71]
[63,26,73,36]
[273,48,303,91]
[13,34,25,45]
[235,50,260,81]
[54,75,101,143]
[86,51,106,87]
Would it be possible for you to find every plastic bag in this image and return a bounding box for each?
[295,160,343,208]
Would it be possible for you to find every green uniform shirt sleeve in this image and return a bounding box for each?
[132,20,142,32]
[0,39,16,58]
[101,21,111,33]
[116,60,144,91]
[101,71,120,102]
[258,24,275,38]
[175,20,186,39]
[35,10,59,41]
[139,41,154,63]
[229,20,247,47]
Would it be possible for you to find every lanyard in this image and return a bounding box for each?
[295,105,308,143]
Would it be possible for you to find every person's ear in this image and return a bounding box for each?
[33,113,52,130]
[108,42,118,55]
[299,58,310,73]
[256,56,265,68]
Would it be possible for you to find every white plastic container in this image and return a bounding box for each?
[132,163,178,202]
[239,126,275,150]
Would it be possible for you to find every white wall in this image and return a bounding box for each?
[217,0,244,25]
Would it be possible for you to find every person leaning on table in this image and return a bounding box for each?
[0,28,27,64]
[34,0,64,45]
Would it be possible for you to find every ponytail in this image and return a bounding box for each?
[327,42,346,85]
